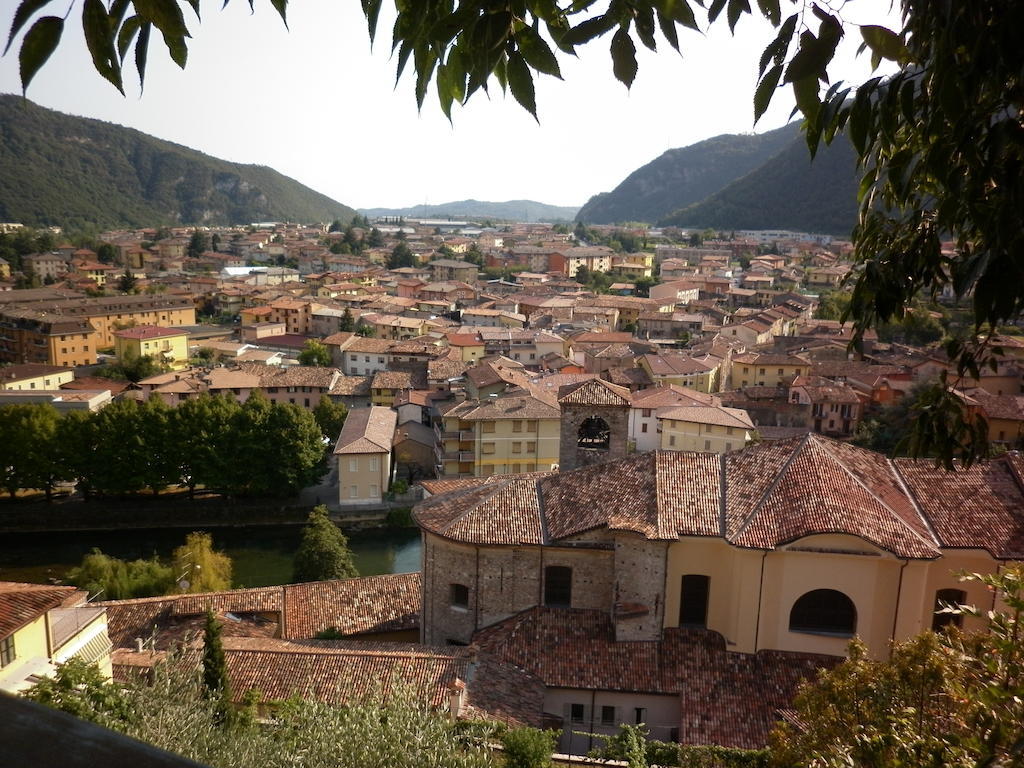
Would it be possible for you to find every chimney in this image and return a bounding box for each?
[135,637,144,652]
[448,678,466,720]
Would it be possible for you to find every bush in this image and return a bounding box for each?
[384,506,414,528]
[500,727,557,768]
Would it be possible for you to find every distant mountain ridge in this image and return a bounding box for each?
[578,121,860,235]
[0,95,357,230]
[576,123,800,225]
[660,135,860,235]
[360,199,579,223]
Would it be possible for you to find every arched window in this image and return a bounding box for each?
[578,416,610,450]
[789,589,857,635]
[932,588,966,631]
[544,565,573,607]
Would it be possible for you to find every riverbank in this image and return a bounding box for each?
[0,492,413,534]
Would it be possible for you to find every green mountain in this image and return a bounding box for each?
[0,95,356,230]
[576,123,800,225]
[360,199,579,223]
[659,133,860,235]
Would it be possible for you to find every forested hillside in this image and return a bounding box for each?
[0,95,356,230]
[575,123,799,224]
[659,134,860,235]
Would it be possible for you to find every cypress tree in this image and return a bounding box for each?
[202,607,231,725]
[292,505,359,582]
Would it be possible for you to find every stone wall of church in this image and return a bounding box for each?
[613,534,669,641]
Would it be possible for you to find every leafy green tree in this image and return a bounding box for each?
[172,394,241,497]
[211,233,221,252]
[298,339,331,367]
[501,727,557,768]
[339,307,354,332]
[0,404,63,499]
[633,275,658,298]
[56,409,100,499]
[388,242,416,270]
[23,657,134,729]
[68,549,175,599]
[202,607,232,725]
[313,397,348,442]
[95,243,117,263]
[173,532,232,593]
[188,231,209,258]
[356,324,375,337]
[329,219,343,233]
[293,505,358,582]
[815,290,852,322]
[117,267,137,293]
[366,227,384,248]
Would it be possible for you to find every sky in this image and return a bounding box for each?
[0,1,901,211]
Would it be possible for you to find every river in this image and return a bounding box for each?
[0,525,422,588]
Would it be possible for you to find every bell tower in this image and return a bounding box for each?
[557,379,632,472]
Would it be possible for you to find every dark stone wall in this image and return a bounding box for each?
[558,403,630,472]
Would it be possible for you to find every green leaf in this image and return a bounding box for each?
[634,6,657,51]
[753,63,782,122]
[135,22,151,91]
[83,0,124,94]
[117,15,141,62]
[506,50,537,119]
[18,14,62,93]
[860,25,907,65]
[792,75,820,123]
[362,0,382,45]
[656,10,680,52]
[4,0,54,56]
[755,0,780,27]
[162,31,188,69]
[610,28,637,88]
[707,0,728,24]
[660,0,698,31]
[562,14,617,46]
[758,12,796,76]
[269,0,288,29]
[784,30,834,84]
[516,25,561,77]
[726,0,751,34]
[133,0,189,40]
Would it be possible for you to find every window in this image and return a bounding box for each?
[482,443,495,454]
[680,575,710,628]
[778,368,784,376]
[642,408,652,417]
[570,703,585,723]
[511,463,521,473]
[349,485,358,498]
[932,588,967,631]
[669,435,676,446]
[0,635,14,667]
[369,456,379,471]
[641,423,648,433]
[482,422,495,433]
[369,483,379,497]
[348,458,358,471]
[544,565,572,607]
[512,442,522,454]
[634,707,647,725]
[450,583,469,608]
[789,589,857,635]
[512,420,523,432]
[526,441,536,452]
[364,356,370,362]
[601,706,616,727]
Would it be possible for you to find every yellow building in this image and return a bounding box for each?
[437,393,561,477]
[0,582,113,694]
[334,406,397,505]
[640,352,722,393]
[657,405,755,454]
[113,325,190,370]
[731,352,811,389]
[0,363,75,390]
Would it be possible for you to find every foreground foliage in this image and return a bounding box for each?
[25,655,496,768]
[770,567,1024,767]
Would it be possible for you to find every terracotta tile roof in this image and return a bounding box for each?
[113,325,183,340]
[643,353,716,376]
[895,453,1024,558]
[557,378,631,406]
[725,436,940,558]
[328,375,371,396]
[418,435,1024,558]
[605,366,653,388]
[334,405,397,454]
[472,607,832,748]
[371,370,425,391]
[0,582,80,638]
[630,385,719,408]
[657,405,754,430]
[283,573,421,638]
[219,637,542,725]
[450,392,560,421]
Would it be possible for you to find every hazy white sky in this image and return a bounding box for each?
[0,1,900,211]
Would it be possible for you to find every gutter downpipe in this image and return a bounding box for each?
[891,558,909,650]
[753,550,768,653]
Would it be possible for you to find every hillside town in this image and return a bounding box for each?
[2,217,1024,761]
